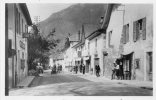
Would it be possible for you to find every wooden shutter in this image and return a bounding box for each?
[136,21,139,40]
[123,25,126,44]
[126,24,129,42]
[133,21,137,42]
[142,17,146,40]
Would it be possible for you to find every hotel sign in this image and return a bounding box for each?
[20,41,25,49]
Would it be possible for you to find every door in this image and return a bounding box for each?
[147,52,152,81]
[94,58,99,74]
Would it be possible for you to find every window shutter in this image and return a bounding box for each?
[123,25,126,44]
[133,21,137,42]
[142,17,146,40]
[126,24,129,42]
[136,21,139,40]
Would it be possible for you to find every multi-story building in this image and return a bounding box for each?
[85,4,112,76]
[6,3,32,88]
[104,4,153,81]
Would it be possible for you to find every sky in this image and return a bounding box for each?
[27,3,73,23]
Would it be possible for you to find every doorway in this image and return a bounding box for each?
[94,58,99,75]
[123,53,133,80]
[146,52,152,81]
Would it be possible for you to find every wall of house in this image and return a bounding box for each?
[16,4,29,83]
[106,4,153,81]
[89,34,105,75]
[7,4,30,89]
[8,4,16,88]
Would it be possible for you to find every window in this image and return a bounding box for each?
[122,24,129,44]
[147,52,152,73]
[25,25,28,33]
[22,52,24,59]
[95,38,97,47]
[135,59,140,69]
[18,13,20,34]
[133,17,146,42]
[108,31,112,47]
[15,6,18,34]
[22,19,23,33]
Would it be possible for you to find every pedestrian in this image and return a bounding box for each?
[111,62,116,80]
[119,61,124,80]
[95,64,100,77]
[82,64,85,74]
[115,62,120,80]
[75,65,78,74]
[80,64,82,73]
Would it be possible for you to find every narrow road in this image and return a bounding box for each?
[30,70,91,87]
[9,70,152,96]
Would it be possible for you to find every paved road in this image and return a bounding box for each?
[9,70,152,96]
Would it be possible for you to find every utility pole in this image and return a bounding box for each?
[5,3,9,96]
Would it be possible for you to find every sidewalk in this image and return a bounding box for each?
[16,76,35,88]
[67,71,153,90]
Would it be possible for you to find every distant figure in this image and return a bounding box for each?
[115,63,120,80]
[119,61,124,80]
[60,65,62,72]
[95,65,100,77]
[82,64,85,74]
[75,65,78,74]
[111,63,116,80]
[51,64,56,75]
[80,64,82,73]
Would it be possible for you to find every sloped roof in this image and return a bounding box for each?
[19,3,32,25]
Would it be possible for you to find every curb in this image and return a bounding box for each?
[28,76,36,87]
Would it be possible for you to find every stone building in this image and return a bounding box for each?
[6,3,32,88]
[104,4,153,81]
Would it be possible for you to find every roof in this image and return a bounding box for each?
[86,28,105,40]
[69,34,79,42]
[101,4,113,29]
[86,4,113,41]
[72,41,85,49]
[19,3,32,25]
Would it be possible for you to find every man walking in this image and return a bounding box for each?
[82,64,85,74]
[95,65,100,77]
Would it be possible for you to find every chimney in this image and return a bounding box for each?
[81,24,85,42]
[78,30,81,41]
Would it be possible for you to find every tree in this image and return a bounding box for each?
[28,24,60,70]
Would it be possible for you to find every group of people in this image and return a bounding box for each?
[74,64,85,74]
[73,63,101,77]
[111,60,124,80]
[51,64,62,74]
[36,63,44,74]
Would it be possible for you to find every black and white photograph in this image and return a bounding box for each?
[0,0,155,99]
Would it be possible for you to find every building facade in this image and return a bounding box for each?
[104,4,153,81]
[7,3,32,88]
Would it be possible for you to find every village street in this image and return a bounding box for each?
[9,70,152,96]
[4,3,153,97]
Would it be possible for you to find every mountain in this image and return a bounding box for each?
[38,3,108,52]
